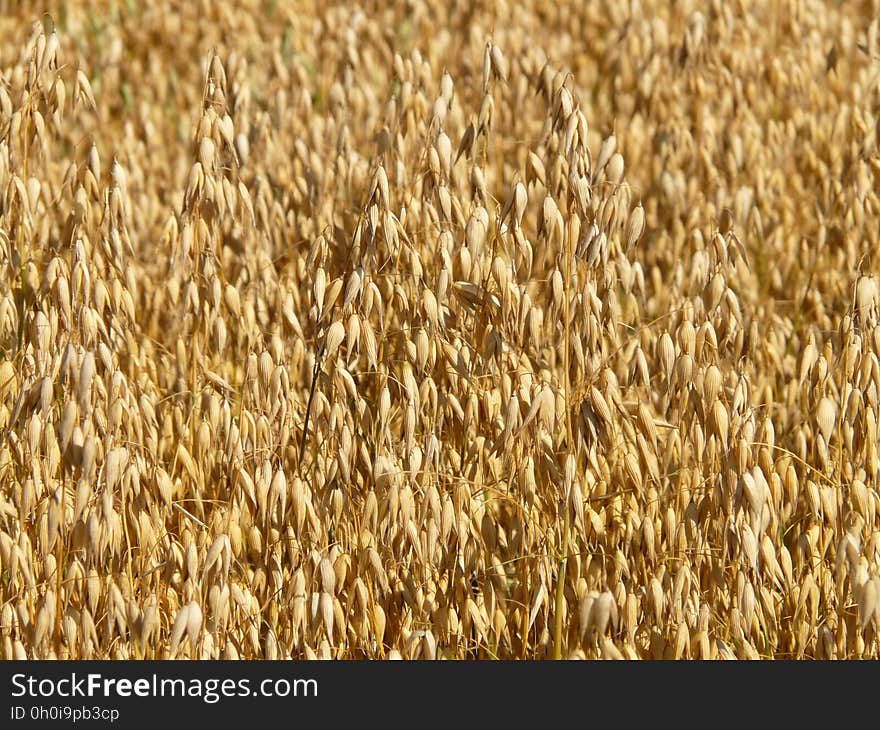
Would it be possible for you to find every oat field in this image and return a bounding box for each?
[1,0,880,659]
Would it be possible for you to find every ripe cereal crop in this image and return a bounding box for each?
[1,1,880,660]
